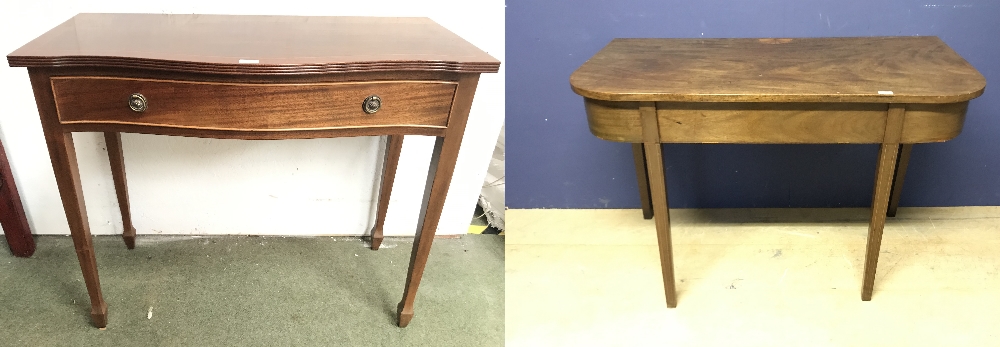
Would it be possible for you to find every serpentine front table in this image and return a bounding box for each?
[8,13,499,328]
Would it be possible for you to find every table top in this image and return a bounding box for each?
[570,36,985,103]
[7,13,500,74]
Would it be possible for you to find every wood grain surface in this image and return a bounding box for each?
[30,69,109,327]
[585,99,969,144]
[397,74,481,327]
[862,105,906,301]
[899,103,968,143]
[571,37,985,103]
[8,14,500,74]
[886,144,914,218]
[13,13,498,330]
[52,77,457,132]
[576,35,985,308]
[639,102,677,308]
[371,135,404,251]
[104,132,136,249]
[630,143,653,220]
[655,102,888,143]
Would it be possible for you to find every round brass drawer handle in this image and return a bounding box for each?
[363,95,381,114]
[128,93,147,112]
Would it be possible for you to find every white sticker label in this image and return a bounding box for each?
[238,59,260,64]
[877,91,894,95]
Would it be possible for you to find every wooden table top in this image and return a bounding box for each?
[7,13,500,74]
[571,37,985,103]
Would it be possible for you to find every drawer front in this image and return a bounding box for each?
[51,77,457,132]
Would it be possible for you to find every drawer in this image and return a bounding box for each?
[51,77,457,132]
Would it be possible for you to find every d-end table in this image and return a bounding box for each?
[7,13,499,328]
[571,37,985,307]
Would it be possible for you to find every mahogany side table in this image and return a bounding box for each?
[571,37,985,307]
[7,13,499,328]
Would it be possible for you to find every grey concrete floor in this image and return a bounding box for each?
[0,234,503,346]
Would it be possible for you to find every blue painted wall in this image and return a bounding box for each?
[507,0,1000,209]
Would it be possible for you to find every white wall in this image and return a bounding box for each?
[0,1,504,237]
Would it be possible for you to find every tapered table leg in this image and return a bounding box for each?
[862,105,906,301]
[637,101,677,308]
[397,137,443,327]
[632,143,653,219]
[862,142,899,300]
[105,132,136,249]
[46,132,109,327]
[0,137,34,258]
[886,144,913,218]
[397,75,480,327]
[32,69,108,328]
[371,134,403,250]
[644,142,677,308]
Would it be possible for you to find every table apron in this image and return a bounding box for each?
[586,99,968,144]
[58,123,446,140]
